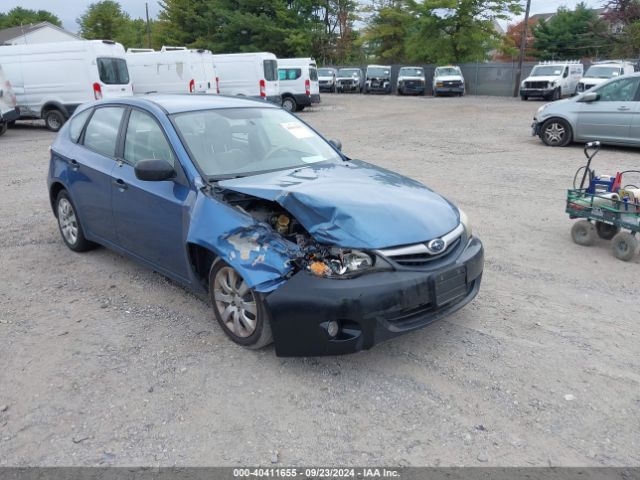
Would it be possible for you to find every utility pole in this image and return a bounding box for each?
[513,0,532,97]
[145,2,151,49]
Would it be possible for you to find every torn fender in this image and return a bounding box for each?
[187,192,301,292]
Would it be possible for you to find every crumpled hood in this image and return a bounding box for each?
[219,160,459,249]
[399,76,425,81]
[524,75,559,83]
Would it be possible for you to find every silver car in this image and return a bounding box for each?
[532,72,640,147]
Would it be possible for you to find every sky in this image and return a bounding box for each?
[1,0,605,33]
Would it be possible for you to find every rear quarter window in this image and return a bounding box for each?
[69,108,93,143]
[279,68,301,81]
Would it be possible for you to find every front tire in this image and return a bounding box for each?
[0,122,7,136]
[44,109,65,132]
[282,96,297,112]
[541,118,572,147]
[55,190,95,252]
[521,95,528,101]
[209,260,273,349]
[611,232,637,261]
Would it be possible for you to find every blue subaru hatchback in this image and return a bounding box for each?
[48,95,483,356]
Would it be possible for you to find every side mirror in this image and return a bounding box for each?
[579,92,599,103]
[330,139,342,151]
[134,158,175,181]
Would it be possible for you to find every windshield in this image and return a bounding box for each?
[400,67,424,77]
[367,67,390,77]
[530,65,564,77]
[97,57,129,84]
[435,67,461,76]
[263,60,278,81]
[318,68,335,76]
[585,65,623,79]
[338,69,360,78]
[173,108,341,178]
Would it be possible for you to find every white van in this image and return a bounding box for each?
[0,40,132,131]
[212,52,280,105]
[577,60,636,93]
[432,65,465,96]
[520,60,583,101]
[0,64,19,136]
[277,57,320,112]
[126,46,218,95]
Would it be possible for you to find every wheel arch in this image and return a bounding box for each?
[187,242,218,289]
[540,115,574,140]
[41,101,70,118]
[49,181,67,216]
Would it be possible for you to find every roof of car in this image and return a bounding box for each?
[105,94,279,114]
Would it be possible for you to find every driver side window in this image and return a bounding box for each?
[597,77,640,102]
[124,110,175,167]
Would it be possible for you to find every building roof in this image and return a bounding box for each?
[0,21,79,45]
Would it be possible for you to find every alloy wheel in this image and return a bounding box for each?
[212,266,258,338]
[57,197,78,245]
[544,122,565,145]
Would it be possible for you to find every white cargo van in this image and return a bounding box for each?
[0,64,19,136]
[520,60,583,101]
[0,39,132,131]
[212,52,281,105]
[126,46,218,95]
[277,57,320,112]
[576,60,636,93]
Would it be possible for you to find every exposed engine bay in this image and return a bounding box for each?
[223,191,376,279]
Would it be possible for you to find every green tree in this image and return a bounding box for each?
[77,0,152,48]
[403,0,520,64]
[361,1,413,63]
[532,3,610,59]
[602,0,640,57]
[0,7,62,29]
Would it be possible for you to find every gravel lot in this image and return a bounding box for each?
[0,94,639,467]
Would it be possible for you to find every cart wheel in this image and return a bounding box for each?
[611,232,637,261]
[595,221,620,240]
[571,220,596,246]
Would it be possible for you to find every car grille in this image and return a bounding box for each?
[444,80,462,87]
[375,224,464,267]
[525,81,548,89]
[404,81,423,88]
[319,80,329,85]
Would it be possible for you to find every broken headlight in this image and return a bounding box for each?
[307,248,377,278]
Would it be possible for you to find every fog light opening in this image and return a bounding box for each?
[327,320,340,338]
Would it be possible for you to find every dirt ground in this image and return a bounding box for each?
[0,94,639,467]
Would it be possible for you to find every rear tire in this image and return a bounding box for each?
[611,232,637,261]
[282,96,297,112]
[541,118,572,147]
[595,221,620,240]
[55,190,95,252]
[571,220,596,246]
[0,122,7,136]
[209,260,273,349]
[521,95,528,101]
[44,109,65,132]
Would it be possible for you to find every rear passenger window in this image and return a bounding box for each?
[124,109,174,167]
[83,107,124,157]
[69,109,92,143]
[278,68,301,81]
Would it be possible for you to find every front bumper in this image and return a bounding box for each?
[520,88,554,98]
[531,118,541,136]
[319,82,334,92]
[367,83,391,93]
[1,107,19,123]
[399,83,425,94]
[434,85,464,94]
[336,82,360,92]
[266,237,484,356]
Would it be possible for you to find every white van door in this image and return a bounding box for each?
[262,58,279,98]
[95,57,132,99]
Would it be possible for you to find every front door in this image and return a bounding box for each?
[111,108,191,281]
[576,76,640,143]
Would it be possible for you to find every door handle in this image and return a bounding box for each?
[618,106,631,111]
[112,178,128,190]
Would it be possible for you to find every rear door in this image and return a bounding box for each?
[110,108,191,280]
[72,106,125,242]
[576,76,640,143]
[263,58,279,96]
[308,66,320,95]
[96,57,132,98]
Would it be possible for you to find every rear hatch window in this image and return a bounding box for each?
[263,60,278,81]
[309,68,318,81]
[97,57,130,84]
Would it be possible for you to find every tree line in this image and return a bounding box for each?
[3,1,640,65]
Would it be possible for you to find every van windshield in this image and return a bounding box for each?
[435,67,461,76]
[97,58,129,84]
[338,69,360,78]
[367,67,390,77]
[585,66,623,78]
[318,68,334,76]
[263,60,278,81]
[400,67,424,76]
[530,65,563,77]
